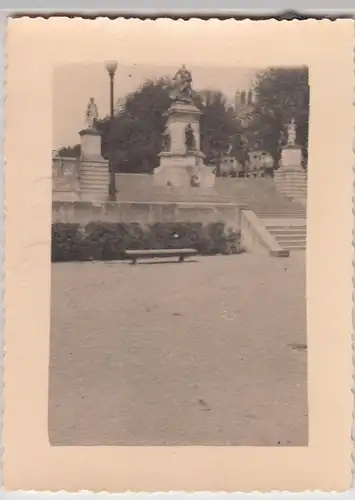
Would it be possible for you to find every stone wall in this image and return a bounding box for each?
[115,173,153,192]
[52,200,242,229]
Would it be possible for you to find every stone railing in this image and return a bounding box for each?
[52,156,81,193]
[240,209,289,257]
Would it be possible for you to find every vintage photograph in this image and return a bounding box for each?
[4,18,353,492]
[50,62,309,446]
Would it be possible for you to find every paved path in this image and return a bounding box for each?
[49,253,307,446]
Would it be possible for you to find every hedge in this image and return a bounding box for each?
[51,221,243,262]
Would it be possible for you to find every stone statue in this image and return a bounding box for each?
[161,127,171,152]
[185,123,196,151]
[287,118,297,146]
[226,139,233,156]
[85,97,99,129]
[172,65,193,102]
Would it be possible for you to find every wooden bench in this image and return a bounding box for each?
[124,248,198,265]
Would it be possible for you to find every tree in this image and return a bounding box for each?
[98,80,241,174]
[98,78,174,173]
[197,89,240,165]
[57,144,81,158]
[253,66,309,167]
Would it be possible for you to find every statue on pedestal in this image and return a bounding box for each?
[185,123,196,151]
[85,97,99,130]
[287,118,297,146]
[172,65,193,103]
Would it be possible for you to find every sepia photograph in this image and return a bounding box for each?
[4,18,353,492]
[50,61,309,446]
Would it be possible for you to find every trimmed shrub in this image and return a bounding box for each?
[51,221,242,262]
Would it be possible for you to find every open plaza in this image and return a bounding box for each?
[49,252,307,446]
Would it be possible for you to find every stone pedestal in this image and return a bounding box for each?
[79,128,104,161]
[154,101,216,189]
[274,145,307,202]
[280,145,303,168]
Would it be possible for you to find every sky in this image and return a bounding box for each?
[53,63,258,150]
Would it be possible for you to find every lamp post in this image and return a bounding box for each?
[105,61,118,201]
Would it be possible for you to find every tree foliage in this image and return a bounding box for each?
[57,144,81,158]
[98,79,242,173]
[252,66,309,166]
[59,68,309,174]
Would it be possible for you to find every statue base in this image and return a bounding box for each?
[79,127,104,161]
[154,151,216,189]
[280,146,303,168]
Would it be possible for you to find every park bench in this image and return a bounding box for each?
[124,248,198,265]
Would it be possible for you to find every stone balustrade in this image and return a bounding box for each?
[52,156,81,200]
[52,156,80,191]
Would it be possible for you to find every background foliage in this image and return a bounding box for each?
[56,67,309,172]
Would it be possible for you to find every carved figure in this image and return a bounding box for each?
[185,123,196,151]
[161,127,171,152]
[85,97,99,129]
[172,65,193,102]
[287,118,297,146]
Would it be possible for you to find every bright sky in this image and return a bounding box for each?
[53,64,258,150]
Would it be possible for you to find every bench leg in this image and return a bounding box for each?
[131,258,137,265]
[179,255,185,262]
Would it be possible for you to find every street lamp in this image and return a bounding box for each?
[105,61,118,201]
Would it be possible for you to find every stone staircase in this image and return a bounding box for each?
[53,164,307,252]
[79,161,109,200]
[112,176,307,252]
[212,178,307,252]
[215,178,306,216]
[261,219,307,251]
[273,166,307,203]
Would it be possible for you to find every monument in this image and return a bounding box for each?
[280,118,303,168]
[153,65,216,189]
[274,118,307,202]
[79,97,105,161]
[77,98,109,201]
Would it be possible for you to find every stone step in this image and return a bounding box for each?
[256,212,306,217]
[80,169,108,175]
[276,182,307,187]
[80,177,108,184]
[266,224,307,230]
[277,189,307,193]
[268,228,306,234]
[275,183,307,188]
[80,186,107,192]
[80,175,109,181]
[269,228,306,236]
[280,242,306,250]
[277,192,307,197]
[273,236,307,244]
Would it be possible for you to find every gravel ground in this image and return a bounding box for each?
[49,252,307,446]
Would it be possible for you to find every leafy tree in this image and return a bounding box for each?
[197,90,239,165]
[98,80,241,174]
[57,144,81,158]
[253,66,309,167]
[98,78,174,173]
